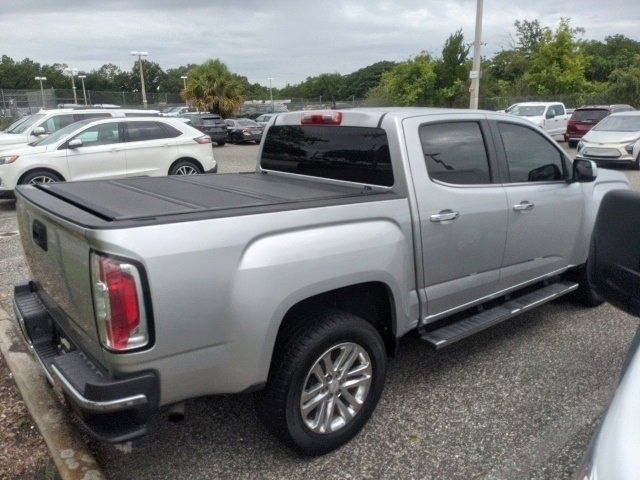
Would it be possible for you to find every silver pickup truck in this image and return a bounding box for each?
[12,108,630,455]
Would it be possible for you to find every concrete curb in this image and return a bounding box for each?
[0,305,106,480]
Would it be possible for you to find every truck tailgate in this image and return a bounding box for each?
[15,198,98,345]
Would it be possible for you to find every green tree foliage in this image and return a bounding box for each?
[369,54,437,106]
[582,35,640,83]
[182,59,244,116]
[607,55,640,106]
[526,19,587,95]
[514,19,546,57]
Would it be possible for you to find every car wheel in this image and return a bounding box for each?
[633,154,640,170]
[19,170,63,186]
[570,264,604,307]
[256,310,386,456]
[568,140,577,149]
[169,160,202,176]
[217,140,226,146]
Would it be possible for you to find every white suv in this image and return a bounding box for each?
[0,117,216,196]
[0,108,160,151]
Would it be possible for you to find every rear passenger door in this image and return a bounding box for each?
[492,120,583,287]
[121,121,180,177]
[403,115,509,319]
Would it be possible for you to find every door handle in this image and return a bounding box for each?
[430,210,459,222]
[513,201,535,211]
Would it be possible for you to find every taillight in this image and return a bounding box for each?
[91,252,149,352]
[194,135,212,144]
[301,111,342,125]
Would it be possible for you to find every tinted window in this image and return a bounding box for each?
[498,122,564,183]
[571,109,609,123]
[124,112,161,117]
[126,121,169,141]
[551,104,565,116]
[76,113,111,121]
[41,114,76,133]
[419,122,491,185]
[71,122,121,147]
[261,125,393,186]
[159,123,182,138]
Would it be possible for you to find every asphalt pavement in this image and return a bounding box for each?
[0,143,639,480]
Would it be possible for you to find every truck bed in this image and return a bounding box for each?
[16,172,398,229]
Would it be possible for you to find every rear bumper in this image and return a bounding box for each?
[13,282,159,443]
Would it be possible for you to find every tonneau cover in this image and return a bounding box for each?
[34,173,384,223]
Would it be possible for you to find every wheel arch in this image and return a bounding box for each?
[17,167,66,185]
[168,157,204,175]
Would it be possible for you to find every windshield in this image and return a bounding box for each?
[6,114,46,134]
[4,115,32,133]
[509,105,546,117]
[593,115,640,132]
[239,120,259,127]
[571,109,609,123]
[32,119,94,146]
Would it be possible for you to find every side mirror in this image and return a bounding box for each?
[545,110,555,119]
[32,126,46,136]
[67,138,83,149]
[589,190,640,316]
[573,158,597,182]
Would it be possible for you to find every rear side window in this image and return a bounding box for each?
[419,122,491,185]
[261,125,393,186]
[551,104,565,116]
[124,112,161,117]
[571,109,609,123]
[76,113,111,121]
[126,121,170,141]
[498,122,565,183]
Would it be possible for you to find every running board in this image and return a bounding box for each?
[420,281,579,349]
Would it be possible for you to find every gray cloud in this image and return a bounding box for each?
[1,0,638,87]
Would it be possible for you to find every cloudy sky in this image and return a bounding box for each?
[2,0,639,87]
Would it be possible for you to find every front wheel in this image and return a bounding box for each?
[169,160,202,176]
[568,140,577,149]
[571,264,604,307]
[216,140,226,146]
[19,170,63,186]
[256,310,386,456]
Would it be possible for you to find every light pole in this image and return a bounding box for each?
[469,0,484,109]
[65,68,78,104]
[34,76,47,108]
[267,77,274,113]
[131,51,149,108]
[78,75,88,105]
[180,75,188,106]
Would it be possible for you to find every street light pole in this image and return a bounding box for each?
[65,68,78,104]
[34,76,47,108]
[131,51,149,108]
[267,77,274,113]
[180,75,188,107]
[469,0,484,110]
[78,75,87,105]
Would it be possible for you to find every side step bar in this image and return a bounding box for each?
[420,281,579,349]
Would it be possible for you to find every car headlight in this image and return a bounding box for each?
[0,155,19,165]
[624,141,639,155]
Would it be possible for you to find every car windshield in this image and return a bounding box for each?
[571,109,609,123]
[32,119,95,146]
[239,120,258,127]
[593,115,640,132]
[5,113,46,134]
[4,115,32,133]
[509,105,546,117]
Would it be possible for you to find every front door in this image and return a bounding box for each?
[403,116,509,320]
[493,120,583,287]
[65,121,126,181]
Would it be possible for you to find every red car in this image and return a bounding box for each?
[565,104,634,148]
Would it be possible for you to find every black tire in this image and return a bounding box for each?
[633,154,640,170]
[256,310,387,456]
[568,140,577,149]
[168,160,202,176]
[216,140,226,146]
[571,264,604,307]
[18,169,63,185]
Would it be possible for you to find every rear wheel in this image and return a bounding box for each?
[19,170,63,186]
[256,310,386,456]
[216,140,226,146]
[568,140,577,149]
[169,160,202,176]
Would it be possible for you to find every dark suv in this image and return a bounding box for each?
[565,105,634,148]
[181,113,228,146]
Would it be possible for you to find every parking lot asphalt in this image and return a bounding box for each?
[1,143,639,480]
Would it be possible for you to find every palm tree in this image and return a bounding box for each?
[182,60,244,117]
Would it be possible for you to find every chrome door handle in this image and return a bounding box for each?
[430,210,459,222]
[513,201,535,211]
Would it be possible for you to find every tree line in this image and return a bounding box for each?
[1,18,639,111]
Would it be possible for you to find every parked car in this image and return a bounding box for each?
[0,108,160,152]
[180,113,228,146]
[576,111,640,169]
[507,102,570,136]
[255,113,276,127]
[576,189,640,480]
[0,117,216,197]
[164,106,197,117]
[565,105,634,148]
[12,109,629,455]
[225,118,263,144]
